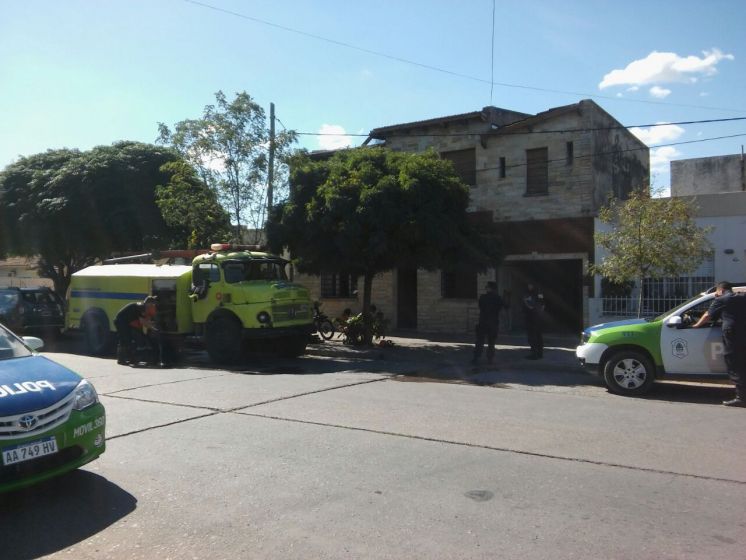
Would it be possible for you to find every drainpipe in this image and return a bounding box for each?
[741,145,745,191]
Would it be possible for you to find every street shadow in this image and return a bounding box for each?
[0,471,137,560]
[640,381,735,406]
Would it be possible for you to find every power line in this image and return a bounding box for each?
[292,116,746,139]
[183,0,745,114]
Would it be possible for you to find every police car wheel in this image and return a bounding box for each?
[603,350,655,396]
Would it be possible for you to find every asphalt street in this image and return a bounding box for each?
[1,335,744,560]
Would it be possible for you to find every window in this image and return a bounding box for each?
[441,267,477,299]
[566,142,574,165]
[526,147,548,195]
[441,148,476,186]
[499,157,506,178]
[193,263,221,284]
[321,272,358,298]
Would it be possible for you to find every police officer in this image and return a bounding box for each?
[114,296,158,365]
[523,283,545,360]
[472,281,503,366]
[693,281,746,407]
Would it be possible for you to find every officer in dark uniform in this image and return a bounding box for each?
[114,296,158,365]
[472,281,503,366]
[693,281,746,407]
[523,283,545,360]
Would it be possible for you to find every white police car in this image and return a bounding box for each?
[0,322,105,492]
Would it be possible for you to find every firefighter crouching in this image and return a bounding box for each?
[115,296,158,365]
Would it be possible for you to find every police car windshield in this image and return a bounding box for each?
[0,325,33,360]
[223,260,288,284]
[652,293,707,322]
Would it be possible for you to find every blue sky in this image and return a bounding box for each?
[1,0,744,192]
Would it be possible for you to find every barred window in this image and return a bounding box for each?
[321,272,358,298]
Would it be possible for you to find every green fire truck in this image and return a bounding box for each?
[66,244,313,363]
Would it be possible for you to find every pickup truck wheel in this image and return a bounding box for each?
[603,350,655,396]
[206,315,243,364]
[277,335,307,358]
[83,311,112,356]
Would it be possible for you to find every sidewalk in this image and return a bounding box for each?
[304,330,594,389]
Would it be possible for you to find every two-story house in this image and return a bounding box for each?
[294,99,649,334]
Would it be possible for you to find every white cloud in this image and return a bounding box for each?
[626,86,640,92]
[629,123,685,145]
[649,86,671,98]
[599,48,734,89]
[317,124,352,150]
[650,146,681,174]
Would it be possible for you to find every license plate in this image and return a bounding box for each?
[2,437,58,466]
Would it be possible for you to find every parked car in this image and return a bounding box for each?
[0,287,65,336]
[0,323,106,493]
[576,284,745,395]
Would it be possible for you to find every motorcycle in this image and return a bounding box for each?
[313,302,335,340]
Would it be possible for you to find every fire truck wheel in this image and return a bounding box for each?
[206,314,243,364]
[83,310,112,356]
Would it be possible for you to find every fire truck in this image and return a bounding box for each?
[66,244,313,363]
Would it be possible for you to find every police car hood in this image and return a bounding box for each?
[0,355,81,416]
[585,318,648,334]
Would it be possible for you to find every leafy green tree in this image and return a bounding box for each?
[592,188,713,317]
[158,91,297,242]
[155,161,232,248]
[266,147,501,341]
[0,142,223,294]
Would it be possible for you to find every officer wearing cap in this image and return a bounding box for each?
[472,281,503,366]
[693,281,746,407]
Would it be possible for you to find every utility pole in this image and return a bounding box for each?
[267,102,276,215]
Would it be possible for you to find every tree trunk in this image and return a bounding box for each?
[636,276,644,318]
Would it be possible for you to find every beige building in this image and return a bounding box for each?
[294,100,649,334]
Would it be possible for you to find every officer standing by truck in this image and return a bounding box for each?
[693,281,746,407]
[114,296,158,365]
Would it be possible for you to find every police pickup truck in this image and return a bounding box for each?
[576,285,745,395]
[0,324,105,492]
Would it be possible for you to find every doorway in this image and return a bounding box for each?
[503,259,583,334]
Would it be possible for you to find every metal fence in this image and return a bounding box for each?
[600,276,714,318]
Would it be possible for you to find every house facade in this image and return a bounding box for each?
[588,153,746,326]
[293,100,649,334]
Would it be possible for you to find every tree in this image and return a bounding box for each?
[266,147,502,341]
[155,161,232,248]
[591,188,713,317]
[158,91,297,242]
[0,142,227,294]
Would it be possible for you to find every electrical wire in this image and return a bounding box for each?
[292,116,746,139]
[183,0,745,114]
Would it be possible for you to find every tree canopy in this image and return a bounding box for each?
[266,147,502,326]
[158,91,297,242]
[592,188,713,316]
[0,141,230,294]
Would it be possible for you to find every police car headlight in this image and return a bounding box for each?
[581,331,591,344]
[257,311,271,324]
[73,380,99,411]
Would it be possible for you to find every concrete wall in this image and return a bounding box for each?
[671,154,745,196]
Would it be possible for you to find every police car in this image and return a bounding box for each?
[0,322,105,492]
[576,285,745,395]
